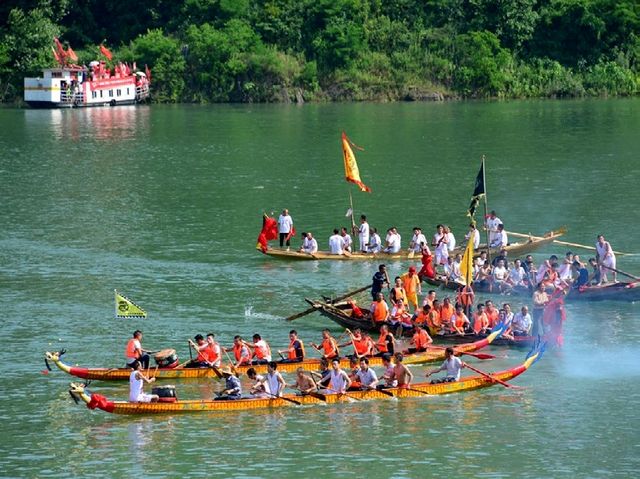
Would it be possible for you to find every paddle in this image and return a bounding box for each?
[285,284,371,321]
[600,264,640,282]
[222,349,241,377]
[264,390,302,405]
[507,230,631,256]
[426,345,496,361]
[463,363,523,389]
[402,386,432,396]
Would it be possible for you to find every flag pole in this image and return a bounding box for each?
[481,155,491,262]
[348,189,357,235]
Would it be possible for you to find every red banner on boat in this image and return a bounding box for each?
[342,132,371,193]
[100,45,113,61]
[256,213,278,253]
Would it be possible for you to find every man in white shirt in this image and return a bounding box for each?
[508,259,526,287]
[485,210,503,245]
[356,357,379,390]
[511,306,532,335]
[425,347,465,383]
[277,209,294,249]
[490,224,508,248]
[329,228,345,254]
[383,227,401,253]
[368,228,382,253]
[340,227,353,253]
[465,223,481,249]
[558,251,574,281]
[445,226,456,252]
[409,227,427,253]
[358,215,370,253]
[300,232,318,254]
[492,259,509,292]
[432,224,449,265]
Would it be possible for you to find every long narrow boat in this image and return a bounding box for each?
[424,276,640,302]
[306,299,528,347]
[44,327,500,382]
[262,228,565,261]
[66,343,544,415]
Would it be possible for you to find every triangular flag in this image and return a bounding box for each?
[115,290,147,318]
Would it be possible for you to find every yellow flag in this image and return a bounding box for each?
[460,236,475,286]
[342,132,371,192]
[115,290,147,318]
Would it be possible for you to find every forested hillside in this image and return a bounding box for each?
[1,0,639,102]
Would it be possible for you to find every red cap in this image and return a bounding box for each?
[408,266,416,273]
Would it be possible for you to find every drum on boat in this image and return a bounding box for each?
[152,385,177,403]
[154,349,179,368]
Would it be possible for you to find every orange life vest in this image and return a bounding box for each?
[125,339,140,360]
[233,343,250,364]
[427,310,440,328]
[454,311,468,329]
[377,331,391,353]
[321,338,338,358]
[473,312,489,333]
[440,304,454,324]
[371,300,389,322]
[486,308,499,328]
[287,339,306,360]
[392,287,407,304]
[254,340,271,360]
[457,286,474,307]
[352,336,369,356]
[414,310,428,326]
[413,329,431,350]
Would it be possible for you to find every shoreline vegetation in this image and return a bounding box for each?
[1,1,639,105]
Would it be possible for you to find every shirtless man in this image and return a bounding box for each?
[291,367,317,395]
[392,353,413,388]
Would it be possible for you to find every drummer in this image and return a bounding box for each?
[129,360,159,403]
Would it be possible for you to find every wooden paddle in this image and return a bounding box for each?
[285,284,371,321]
[402,386,432,396]
[427,345,496,360]
[265,390,302,406]
[507,230,631,256]
[222,349,241,377]
[600,264,640,282]
[464,363,522,389]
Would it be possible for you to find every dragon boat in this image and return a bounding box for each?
[44,328,500,383]
[66,343,544,415]
[262,228,565,261]
[423,276,640,302]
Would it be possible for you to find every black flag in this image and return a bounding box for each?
[467,159,485,218]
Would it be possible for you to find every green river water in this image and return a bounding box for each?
[1,100,639,478]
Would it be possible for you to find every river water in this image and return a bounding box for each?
[1,100,639,478]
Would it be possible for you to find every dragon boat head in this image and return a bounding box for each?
[68,382,90,405]
[44,349,66,371]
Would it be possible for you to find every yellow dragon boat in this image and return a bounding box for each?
[44,326,502,382]
[66,343,544,414]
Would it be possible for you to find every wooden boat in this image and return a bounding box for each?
[44,338,492,382]
[424,276,640,302]
[66,343,544,414]
[261,228,565,261]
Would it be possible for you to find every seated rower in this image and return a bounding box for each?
[347,356,362,390]
[244,334,272,365]
[277,329,305,363]
[260,361,286,398]
[498,309,514,340]
[247,367,268,398]
[392,353,414,389]
[129,360,159,403]
[376,353,397,390]
[383,227,402,254]
[492,259,511,293]
[223,335,252,368]
[490,224,508,249]
[485,300,500,329]
[214,367,242,400]
[356,357,379,390]
[472,304,490,335]
[205,333,222,368]
[310,329,340,360]
[340,328,373,359]
[368,227,382,253]
[439,297,455,333]
[299,232,318,255]
[374,324,395,356]
[412,304,431,328]
[451,305,471,336]
[511,306,532,336]
[313,358,331,389]
[426,301,441,337]
[389,297,412,330]
[187,334,210,368]
[425,347,466,384]
[326,358,352,394]
[291,367,317,396]
[572,260,590,289]
[390,277,408,305]
[507,259,527,289]
[340,227,353,253]
[407,324,433,353]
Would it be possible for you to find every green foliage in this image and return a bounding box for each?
[1,0,639,102]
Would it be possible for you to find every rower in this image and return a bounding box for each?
[409,227,427,253]
[128,360,159,403]
[187,334,209,368]
[392,353,413,389]
[347,356,361,390]
[223,335,252,367]
[327,358,352,394]
[340,328,373,359]
[370,292,390,324]
[374,324,395,356]
[329,228,345,255]
[511,306,532,336]
[451,305,470,336]
[291,367,317,396]
[340,227,353,253]
[258,361,286,398]
[368,227,382,253]
[596,234,617,284]
[439,297,455,333]
[376,353,397,390]
[299,232,318,254]
[472,304,489,335]
[484,300,499,329]
[214,367,242,400]
[244,334,272,365]
[389,297,412,333]
[278,329,305,363]
[572,260,590,289]
[407,324,432,353]
[125,330,150,369]
[390,277,408,305]
[425,347,466,384]
[383,227,401,253]
[356,357,379,390]
[247,367,268,398]
[205,333,221,368]
[310,329,339,360]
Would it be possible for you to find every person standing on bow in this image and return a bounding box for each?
[358,215,370,253]
[371,264,390,300]
[596,234,617,284]
[277,209,293,250]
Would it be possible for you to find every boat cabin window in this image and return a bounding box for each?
[51,71,62,78]
[92,91,97,99]
[99,90,103,98]
[116,89,121,96]
[127,88,130,95]
[108,90,113,97]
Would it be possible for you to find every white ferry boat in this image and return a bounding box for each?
[24,39,150,108]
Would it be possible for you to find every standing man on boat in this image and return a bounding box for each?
[401,266,422,312]
[358,215,370,253]
[277,209,294,250]
[409,227,427,253]
[128,360,159,403]
[532,283,549,336]
[485,210,503,245]
[465,223,481,249]
[125,330,151,369]
[596,235,617,284]
[371,264,390,300]
[432,224,449,267]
